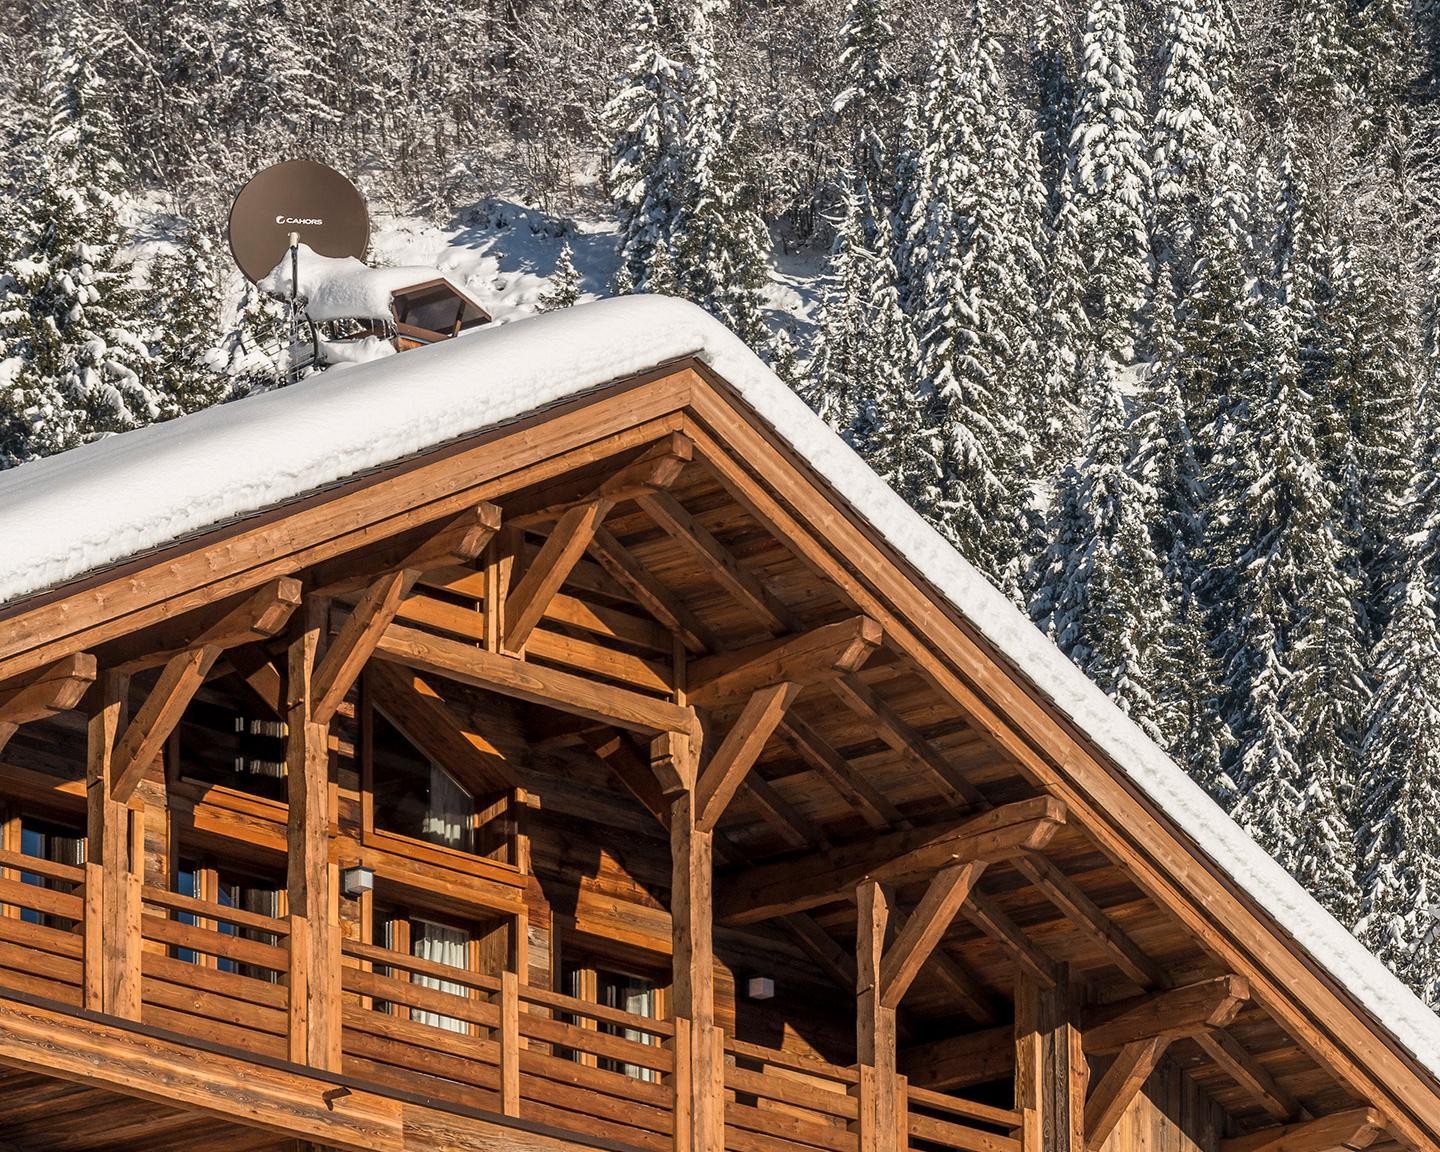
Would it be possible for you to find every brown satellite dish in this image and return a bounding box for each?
[227,160,369,282]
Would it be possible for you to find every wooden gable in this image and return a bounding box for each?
[0,358,1434,1152]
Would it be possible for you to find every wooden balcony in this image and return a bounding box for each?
[0,845,1013,1152]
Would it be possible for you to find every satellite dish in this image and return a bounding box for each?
[227,160,369,282]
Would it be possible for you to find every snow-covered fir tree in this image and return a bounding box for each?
[1063,0,1153,361]
[144,226,230,418]
[0,16,157,464]
[1032,355,1177,742]
[833,0,899,244]
[606,0,687,296]
[538,239,584,313]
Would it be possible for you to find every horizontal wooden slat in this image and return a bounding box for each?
[140,915,288,972]
[725,1037,860,1085]
[519,982,675,1038]
[141,887,291,937]
[0,847,85,885]
[727,1064,858,1121]
[519,1010,674,1074]
[726,1099,855,1152]
[343,967,501,1032]
[141,950,289,1012]
[343,938,502,995]
[0,875,82,921]
[0,910,83,959]
[907,1085,1021,1129]
[907,1112,1020,1152]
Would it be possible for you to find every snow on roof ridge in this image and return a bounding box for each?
[258,243,485,324]
[0,293,1436,1080]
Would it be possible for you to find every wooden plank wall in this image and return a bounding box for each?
[1098,1056,1225,1152]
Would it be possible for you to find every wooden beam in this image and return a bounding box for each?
[367,660,520,793]
[782,715,910,831]
[394,501,501,573]
[779,913,858,993]
[742,773,824,850]
[505,431,693,527]
[686,617,881,707]
[111,645,218,802]
[584,729,669,825]
[312,571,411,725]
[879,862,985,1010]
[85,669,140,1019]
[1085,1036,1170,1150]
[1193,1029,1301,1123]
[888,903,1001,1024]
[1084,973,1248,1051]
[717,797,1066,925]
[829,674,985,807]
[665,729,723,1152]
[0,653,96,754]
[856,879,901,1152]
[1220,1108,1387,1152]
[961,887,1061,990]
[288,601,340,1071]
[506,437,690,650]
[506,500,610,650]
[374,621,694,734]
[696,681,799,832]
[902,975,1252,1090]
[112,576,302,671]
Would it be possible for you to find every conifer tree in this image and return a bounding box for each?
[538,239,584,313]
[606,0,686,296]
[1031,0,1075,233]
[833,0,898,243]
[0,15,156,462]
[1032,355,1177,742]
[1064,0,1152,360]
[145,227,230,419]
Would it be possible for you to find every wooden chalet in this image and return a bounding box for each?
[0,296,1435,1152]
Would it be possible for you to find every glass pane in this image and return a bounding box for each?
[411,916,470,1033]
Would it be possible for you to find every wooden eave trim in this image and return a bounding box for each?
[0,361,699,684]
[675,362,1440,1148]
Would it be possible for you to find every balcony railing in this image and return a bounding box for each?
[0,849,1013,1152]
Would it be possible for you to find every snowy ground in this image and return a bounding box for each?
[122,195,823,352]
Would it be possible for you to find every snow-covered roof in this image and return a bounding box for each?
[258,244,486,324]
[0,294,1436,1081]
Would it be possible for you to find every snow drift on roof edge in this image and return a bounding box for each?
[0,293,1436,1080]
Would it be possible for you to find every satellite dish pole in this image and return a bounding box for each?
[287,231,300,383]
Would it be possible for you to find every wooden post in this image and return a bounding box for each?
[501,968,521,1117]
[85,669,141,1019]
[857,879,899,1152]
[1014,967,1085,1152]
[287,600,340,1070]
[663,730,721,1152]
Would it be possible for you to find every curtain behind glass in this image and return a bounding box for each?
[410,917,470,1033]
[422,763,472,852]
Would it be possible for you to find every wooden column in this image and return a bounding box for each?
[663,730,722,1152]
[857,879,901,1152]
[85,669,141,1019]
[287,601,340,1070]
[1015,967,1085,1152]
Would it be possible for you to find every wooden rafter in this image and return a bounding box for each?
[782,715,909,831]
[717,797,1066,924]
[309,501,502,596]
[686,617,881,708]
[1192,1029,1302,1123]
[889,902,1001,1024]
[878,861,985,1009]
[1220,1107,1387,1152]
[583,728,670,825]
[589,527,713,654]
[1085,1035,1171,1150]
[696,681,800,832]
[0,653,96,755]
[112,576,303,672]
[741,773,825,850]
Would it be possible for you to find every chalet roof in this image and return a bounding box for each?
[0,293,1436,1082]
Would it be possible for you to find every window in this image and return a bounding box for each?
[370,708,478,855]
[375,904,487,1034]
[174,856,285,982]
[177,695,288,803]
[562,955,663,1082]
[17,814,84,931]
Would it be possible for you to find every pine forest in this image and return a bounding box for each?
[2,0,1440,1008]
